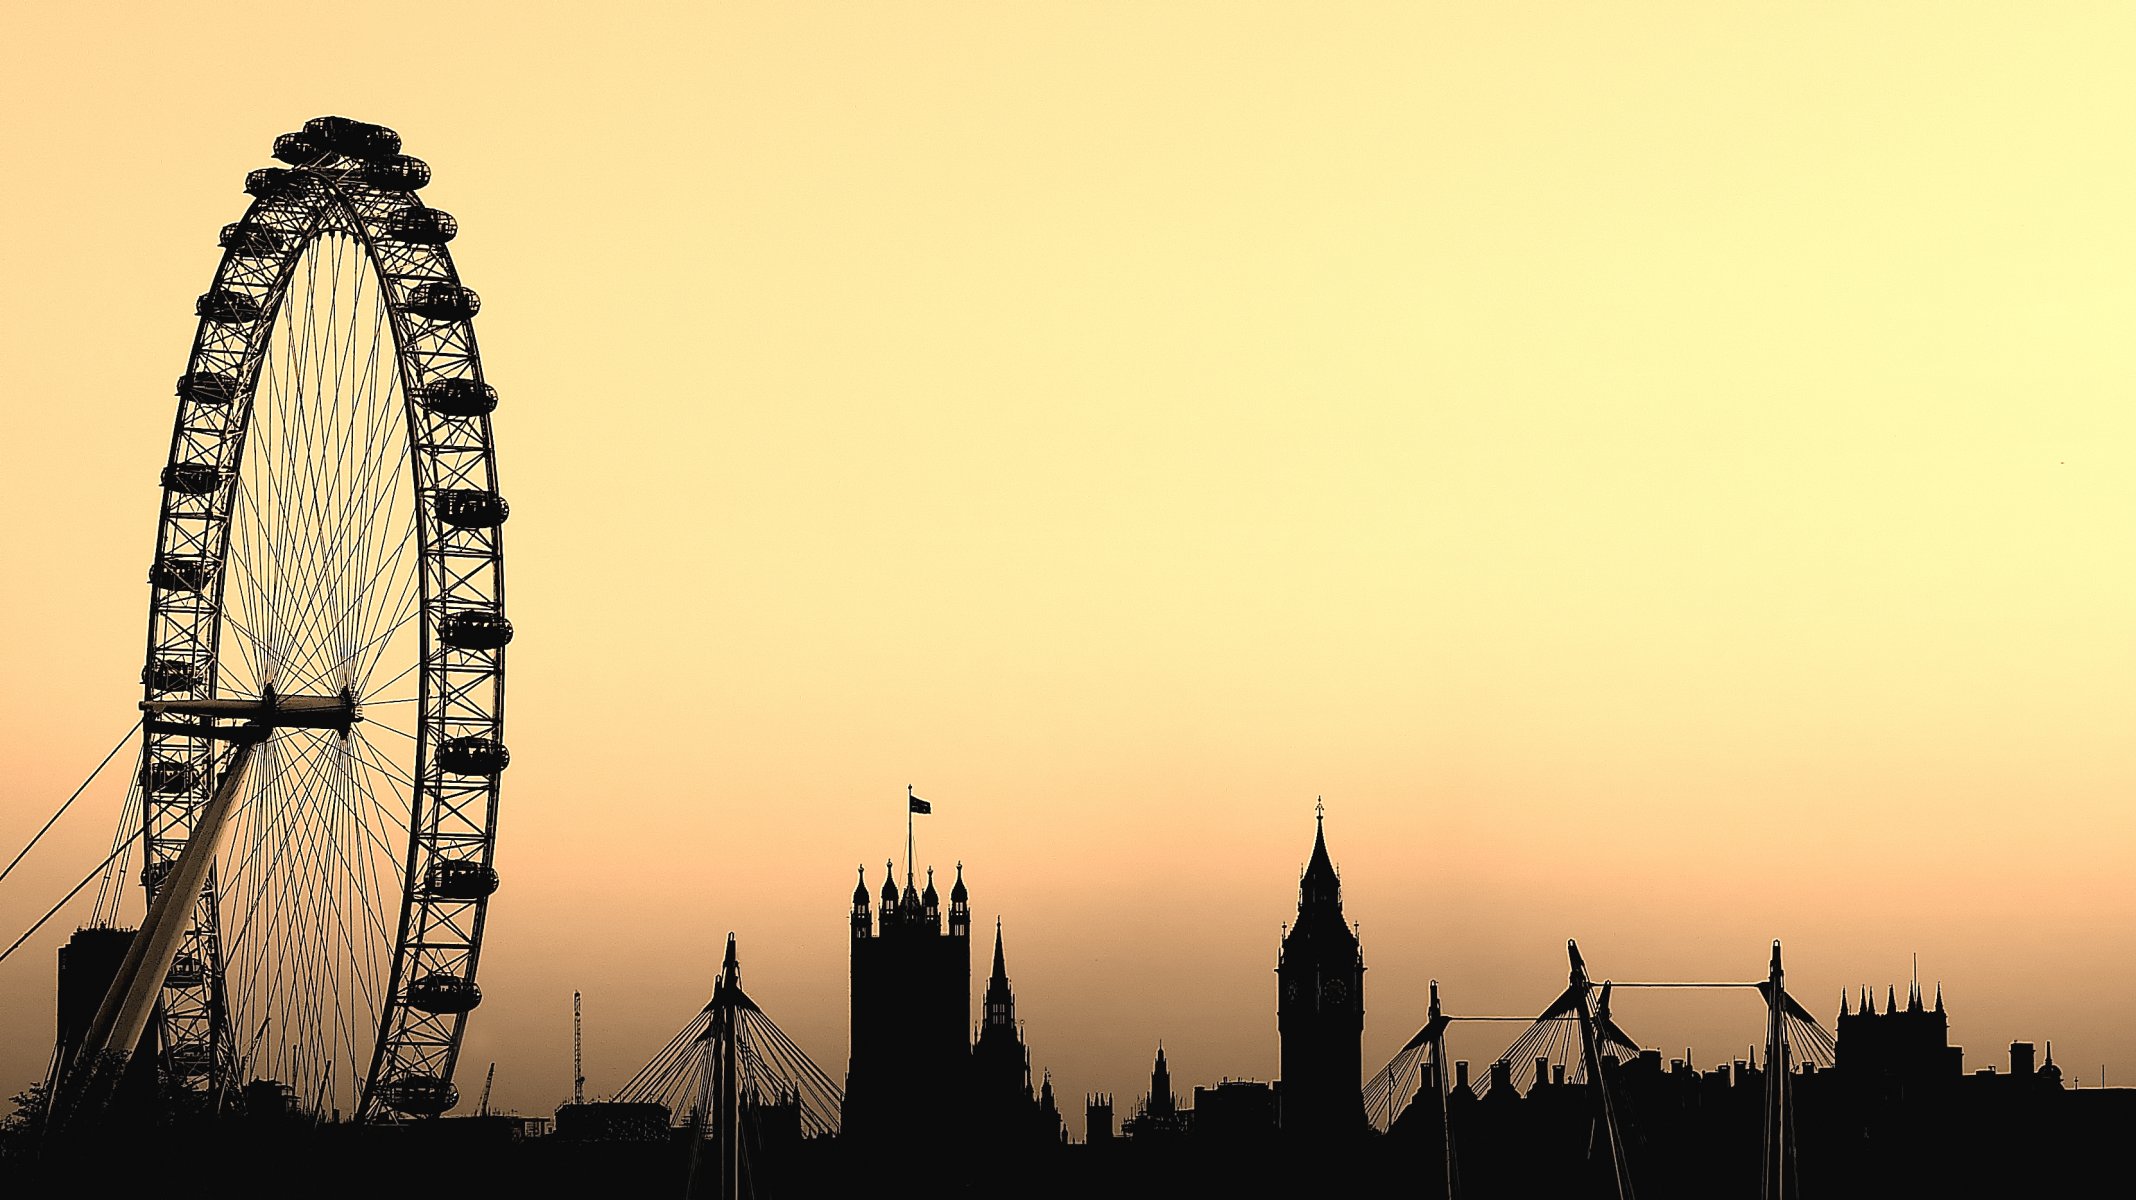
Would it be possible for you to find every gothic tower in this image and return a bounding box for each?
[1277,806,1366,1138]
[843,859,972,1143]
[971,919,1033,1103]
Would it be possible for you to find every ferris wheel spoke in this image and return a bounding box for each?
[348,734,421,807]
[278,528,422,698]
[346,733,415,833]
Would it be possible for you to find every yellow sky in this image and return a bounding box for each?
[3,3,2135,1121]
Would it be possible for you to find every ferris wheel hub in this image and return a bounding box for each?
[141,686,361,739]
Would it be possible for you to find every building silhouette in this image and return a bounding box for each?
[1834,976,1962,1099]
[969,919,1062,1149]
[841,859,970,1144]
[1276,808,1366,1139]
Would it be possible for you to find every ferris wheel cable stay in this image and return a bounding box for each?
[0,720,142,887]
[0,828,151,968]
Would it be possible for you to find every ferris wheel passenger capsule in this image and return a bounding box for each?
[364,154,431,193]
[303,116,401,161]
[417,378,496,417]
[161,462,225,495]
[219,222,287,256]
[150,554,218,593]
[176,371,242,406]
[439,609,513,650]
[195,289,261,324]
[403,281,479,321]
[271,132,333,167]
[141,759,201,794]
[142,657,203,693]
[437,489,510,529]
[382,208,457,245]
[380,1075,458,1116]
[165,953,207,987]
[407,973,482,1014]
[243,167,296,197]
[425,859,500,900]
[437,736,510,776]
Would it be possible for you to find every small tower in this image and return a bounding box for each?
[1149,1044,1175,1120]
[972,920,1033,1102]
[948,863,970,939]
[1038,1071,1065,1143]
[984,921,1016,1032]
[851,866,872,941]
[1087,1093,1115,1143]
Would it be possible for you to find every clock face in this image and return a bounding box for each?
[1324,976,1348,1007]
[1284,978,1302,1003]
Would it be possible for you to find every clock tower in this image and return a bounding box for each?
[1277,804,1366,1139]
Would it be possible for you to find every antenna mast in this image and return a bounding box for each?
[478,1062,495,1117]
[573,991,586,1105]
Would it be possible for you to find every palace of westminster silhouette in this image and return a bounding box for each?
[18,810,2134,1199]
[720,809,2126,1196]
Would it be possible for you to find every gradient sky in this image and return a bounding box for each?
[3,3,2135,1128]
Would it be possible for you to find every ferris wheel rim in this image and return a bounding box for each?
[137,117,507,1122]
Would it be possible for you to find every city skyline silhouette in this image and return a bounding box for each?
[2,6,2134,1184]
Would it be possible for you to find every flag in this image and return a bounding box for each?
[909,795,932,815]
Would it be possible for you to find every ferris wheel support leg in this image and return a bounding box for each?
[64,738,259,1118]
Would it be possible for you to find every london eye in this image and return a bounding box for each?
[76,116,510,1123]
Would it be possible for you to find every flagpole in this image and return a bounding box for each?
[906,784,915,886]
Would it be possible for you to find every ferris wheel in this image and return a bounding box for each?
[98,116,510,1122]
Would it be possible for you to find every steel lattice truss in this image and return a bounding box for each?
[137,117,508,1122]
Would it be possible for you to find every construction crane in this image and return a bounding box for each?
[477,1062,495,1117]
[573,991,586,1105]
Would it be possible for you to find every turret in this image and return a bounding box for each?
[852,866,872,939]
[984,920,1015,1030]
[922,867,940,927]
[878,861,898,927]
[1149,1044,1175,1119]
[948,862,971,938]
[900,871,922,922]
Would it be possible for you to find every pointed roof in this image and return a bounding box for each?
[1934,982,1945,1014]
[922,865,939,905]
[709,932,759,1013]
[950,860,968,903]
[853,864,870,905]
[1887,984,1898,1013]
[1292,800,1349,935]
[991,918,1009,984]
[1839,990,1850,1018]
[879,860,898,905]
[1303,799,1338,890]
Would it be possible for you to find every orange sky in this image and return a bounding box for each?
[4,3,2136,1126]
